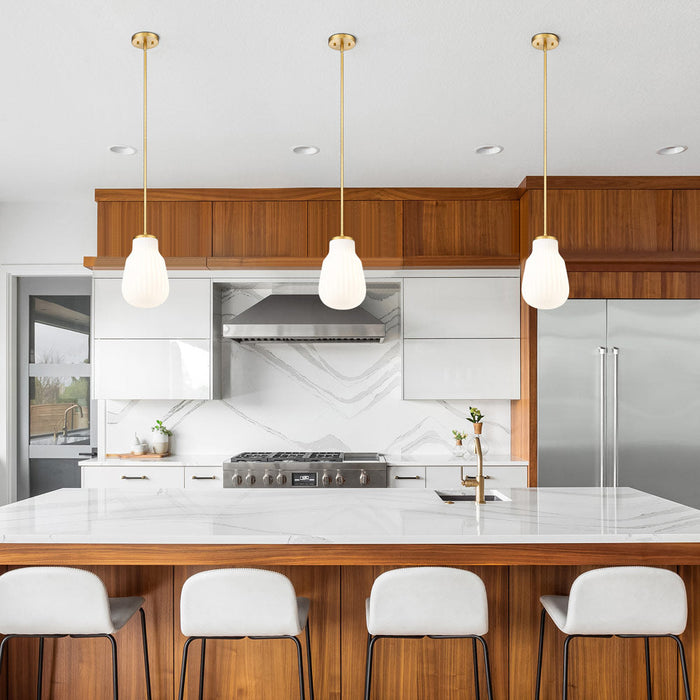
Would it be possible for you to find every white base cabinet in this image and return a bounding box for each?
[81,465,184,488]
[388,465,528,491]
[185,466,224,489]
[387,466,426,488]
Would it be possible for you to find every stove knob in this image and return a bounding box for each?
[321,471,331,487]
[335,471,345,486]
[262,471,274,486]
[245,471,256,486]
[231,471,242,486]
[276,473,287,486]
[359,469,370,486]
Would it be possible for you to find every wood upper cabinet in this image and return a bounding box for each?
[523,189,672,256]
[97,201,212,257]
[212,202,307,257]
[403,200,519,261]
[673,190,700,253]
[307,201,403,260]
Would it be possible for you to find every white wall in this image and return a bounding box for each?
[0,199,96,503]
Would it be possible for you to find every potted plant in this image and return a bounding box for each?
[451,429,467,447]
[151,419,172,455]
[466,407,484,435]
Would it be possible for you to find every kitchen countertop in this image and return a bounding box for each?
[80,453,526,467]
[0,487,697,545]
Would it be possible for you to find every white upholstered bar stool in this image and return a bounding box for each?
[535,566,690,700]
[365,567,492,700]
[0,566,151,700]
[178,568,314,700]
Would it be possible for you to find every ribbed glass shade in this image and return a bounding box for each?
[521,237,569,310]
[121,236,169,308]
[318,237,366,310]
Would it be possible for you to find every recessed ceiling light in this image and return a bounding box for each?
[656,145,687,156]
[109,144,137,155]
[292,145,320,155]
[475,145,504,155]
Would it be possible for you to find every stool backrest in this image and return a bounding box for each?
[180,568,302,637]
[0,567,114,635]
[367,566,488,636]
[566,566,687,635]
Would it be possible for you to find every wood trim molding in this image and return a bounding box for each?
[95,187,521,202]
[83,256,208,270]
[2,543,699,566]
[519,175,700,191]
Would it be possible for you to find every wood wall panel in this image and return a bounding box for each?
[7,565,173,700]
[569,272,700,299]
[212,202,307,257]
[97,202,212,258]
[509,566,677,700]
[307,201,403,260]
[403,200,519,258]
[673,190,700,253]
[173,565,340,700]
[525,190,673,256]
[341,566,509,700]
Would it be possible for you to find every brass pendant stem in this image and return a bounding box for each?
[143,42,148,236]
[543,43,547,238]
[340,45,345,238]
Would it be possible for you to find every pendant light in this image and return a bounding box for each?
[521,33,569,310]
[318,33,367,310]
[121,31,169,309]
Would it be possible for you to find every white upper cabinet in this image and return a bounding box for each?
[402,276,520,400]
[403,278,520,338]
[93,278,211,339]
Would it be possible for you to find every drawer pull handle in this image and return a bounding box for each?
[464,475,491,480]
[191,475,217,480]
[121,475,148,480]
[394,475,422,480]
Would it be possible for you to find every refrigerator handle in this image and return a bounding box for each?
[612,347,620,487]
[598,347,607,487]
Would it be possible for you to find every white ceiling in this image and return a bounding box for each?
[2,0,699,201]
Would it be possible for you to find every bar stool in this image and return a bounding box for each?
[364,566,492,700]
[178,568,314,700]
[0,566,151,700]
[535,566,691,700]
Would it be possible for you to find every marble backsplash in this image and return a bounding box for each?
[105,282,512,456]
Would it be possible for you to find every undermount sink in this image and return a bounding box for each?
[436,491,509,503]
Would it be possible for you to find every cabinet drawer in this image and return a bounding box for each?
[388,466,426,488]
[94,339,212,400]
[425,466,527,491]
[81,466,183,488]
[185,466,224,489]
[93,278,211,339]
[403,339,520,399]
[403,278,520,338]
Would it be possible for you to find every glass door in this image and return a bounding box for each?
[18,277,93,499]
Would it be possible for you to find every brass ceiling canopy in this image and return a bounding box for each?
[328,33,356,51]
[531,33,559,51]
[131,31,159,50]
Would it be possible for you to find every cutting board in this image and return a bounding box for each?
[105,452,170,459]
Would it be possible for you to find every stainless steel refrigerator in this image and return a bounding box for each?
[538,299,700,509]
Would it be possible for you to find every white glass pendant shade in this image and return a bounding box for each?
[121,236,169,308]
[318,237,366,310]
[521,237,569,310]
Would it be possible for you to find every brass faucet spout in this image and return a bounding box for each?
[460,435,486,504]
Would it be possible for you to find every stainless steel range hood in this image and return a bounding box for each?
[222,294,386,343]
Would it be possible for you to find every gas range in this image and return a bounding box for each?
[223,452,387,488]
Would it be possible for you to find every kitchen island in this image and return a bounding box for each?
[0,487,699,699]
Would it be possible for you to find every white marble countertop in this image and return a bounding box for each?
[80,454,526,468]
[0,487,698,545]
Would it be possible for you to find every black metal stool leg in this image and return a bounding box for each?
[198,638,206,700]
[178,637,196,700]
[365,635,378,700]
[138,608,152,700]
[644,637,652,700]
[305,620,315,700]
[535,609,546,700]
[37,636,44,700]
[562,636,575,700]
[291,636,306,700]
[472,637,480,699]
[107,634,118,700]
[670,635,691,700]
[476,636,493,700]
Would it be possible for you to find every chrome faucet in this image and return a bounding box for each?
[460,435,486,504]
[62,404,84,442]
